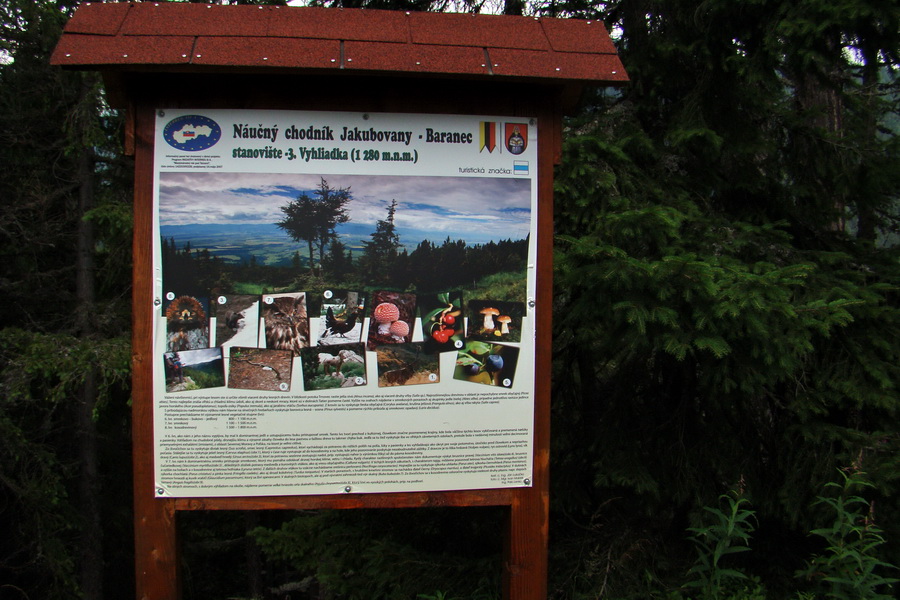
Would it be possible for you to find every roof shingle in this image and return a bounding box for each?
[51,3,627,86]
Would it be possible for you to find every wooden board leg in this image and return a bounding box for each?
[503,488,548,600]
[134,494,181,600]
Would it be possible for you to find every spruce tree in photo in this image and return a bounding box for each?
[277,177,351,278]
[361,199,402,285]
[277,192,319,277]
[312,177,352,272]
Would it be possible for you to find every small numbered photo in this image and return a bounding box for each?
[163,348,225,393]
[317,290,367,346]
[366,291,417,350]
[227,346,293,392]
[453,341,520,388]
[466,299,525,343]
[419,291,465,353]
[164,294,210,352]
[261,292,310,355]
[213,293,260,347]
[299,343,367,391]
[376,342,440,387]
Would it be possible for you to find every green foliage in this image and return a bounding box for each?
[798,469,898,599]
[685,493,757,599]
[253,508,502,600]
[549,0,900,594]
[619,474,897,600]
[467,270,528,302]
[0,328,130,596]
[181,366,225,390]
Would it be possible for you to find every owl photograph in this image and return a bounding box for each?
[262,292,310,355]
[164,295,209,352]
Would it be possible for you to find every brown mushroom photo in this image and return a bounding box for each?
[466,299,525,342]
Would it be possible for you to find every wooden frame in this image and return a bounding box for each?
[130,74,558,600]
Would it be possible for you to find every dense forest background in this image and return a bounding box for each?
[1,0,898,599]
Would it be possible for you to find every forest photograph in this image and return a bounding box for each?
[159,171,532,297]
[1,0,900,599]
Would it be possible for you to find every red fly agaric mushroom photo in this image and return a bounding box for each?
[373,302,401,335]
[366,291,417,350]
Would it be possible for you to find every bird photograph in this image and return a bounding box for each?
[164,295,210,352]
[317,292,366,345]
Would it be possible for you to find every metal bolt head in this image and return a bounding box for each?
[344,485,352,493]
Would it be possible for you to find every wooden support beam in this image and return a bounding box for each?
[133,104,182,600]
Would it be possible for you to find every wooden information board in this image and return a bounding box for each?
[126,78,557,599]
[51,5,627,598]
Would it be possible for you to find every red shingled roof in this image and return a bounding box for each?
[51,2,627,85]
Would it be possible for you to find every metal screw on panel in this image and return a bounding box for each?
[528,299,536,308]
[523,478,531,486]
[154,298,162,306]
[156,487,165,495]
[530,118,536,126]
[344,486,353,493]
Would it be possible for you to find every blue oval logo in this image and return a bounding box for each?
[162,115,221,152]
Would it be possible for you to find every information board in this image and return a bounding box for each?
[152,109,539,497]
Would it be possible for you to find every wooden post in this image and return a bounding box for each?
[501,109,556,599]
[132,103,182,600]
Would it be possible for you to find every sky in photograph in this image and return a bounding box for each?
[158,172,532,244]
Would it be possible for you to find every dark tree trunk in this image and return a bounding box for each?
[75,95,104,599]
[855,41,881,245]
